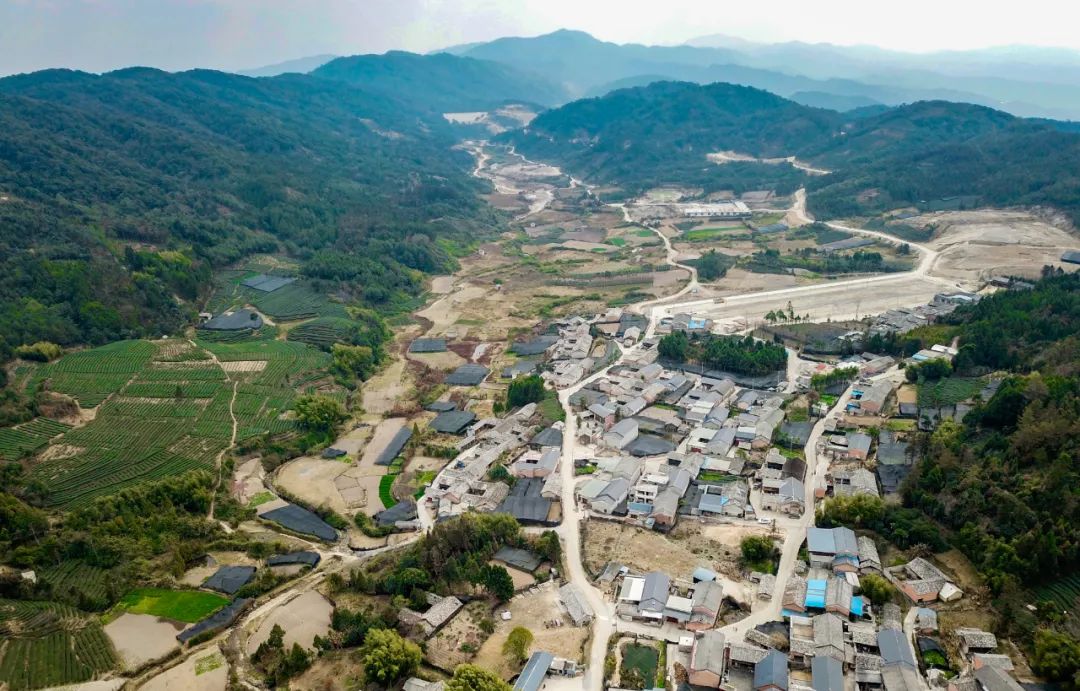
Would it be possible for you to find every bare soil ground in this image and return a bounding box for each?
[582,520,742,581]
[424,600,493,673]
[473,581,589,680]
[408,351,466,370]
[180,551,257,587]
[491,561,537,591]
[362,349,414,419]
[104,613,182,670]
[140,649,227,691]
[915,210,1079,284]
[230,457,267,505]
[246,591,333,655]
[274,458,350,515]
[289,650,367,691]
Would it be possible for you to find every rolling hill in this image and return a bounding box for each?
[313,50,567,112]
[502,79,1080,222]
[0,67,497,350]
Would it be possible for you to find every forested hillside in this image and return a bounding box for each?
[503,79,1080,222]
[313,51,565,112]
[0,67,499,350]
[502,80,837,194]
[902,272,1080,683]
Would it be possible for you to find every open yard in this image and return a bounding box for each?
[246,591,333,655]
[472,582,590,680]
[583,519,743,581]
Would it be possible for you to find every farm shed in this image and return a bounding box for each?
[267,551,321,567]
[201,309,263,331]
[409,338,447,353]
[429,410,477,435]
[375,426,413,466]
[203,566,256,595]
[177,598,250,643]
[261,503,338,542]
[493,546,542,573]
[445,364,490,386]
[241,274,296,292]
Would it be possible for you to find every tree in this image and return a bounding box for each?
[695,249,733,281]
[859,573,896,606]
[481,564,515,601]
[658,331,689,361]
[332,343,377,380]
[507,375,545,408]
[293,394,347,433]
[534,530,561,563]
[740,535,777,564]
[447,664,512,691]
[360,628,421,685]
[1031,628,1080,686]
[502,626,534,664]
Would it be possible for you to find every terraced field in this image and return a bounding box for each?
[25,338,336,509]
[0,418,71,460]
[287,317,358,350]
[37,561,115,610]
[0,599,117,690]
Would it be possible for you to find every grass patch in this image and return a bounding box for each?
[379,473,398,509]
[886,418,917,431]
[413,470,438,499]
[621,643,659,686]
[698,471,739,483]
[116,588,229,623]
[248,491,275,508]
[195,652,226,675]
[538,396,566,424]
[574,464,597,476]
[607,237,627,247]
[917,376,984,408]
[634,229,654,238]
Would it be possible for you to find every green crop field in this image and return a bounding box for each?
[24,337,336,509]
[0,599,117,690]
[917,376,984,408]
[287,317,357,350]
[682,226,747,242]
[0,418,71,461]
[115,588,229,624]
[37,561,116,611]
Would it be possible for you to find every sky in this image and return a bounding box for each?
[2,0,1080,76]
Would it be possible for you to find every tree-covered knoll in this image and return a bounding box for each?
[658,331,787,375]
[0,67,500,350]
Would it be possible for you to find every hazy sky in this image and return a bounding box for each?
[2,0,1079,76]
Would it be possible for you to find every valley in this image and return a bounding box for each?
[0,28,1079,691]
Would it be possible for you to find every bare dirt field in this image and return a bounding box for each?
[424,600,493,673]
[180,550,257,587]
[247,591,333,655]
[916,210,1079,283]
[430,276,455,294]
[408,350,466,370]
[105,613,182,670]
[473,581,589,680]
[231,457,267,505]
[698,523,772,548]
[139,649,227,691]
[582,519,741,581]
[362,357,411,418]
[289,650,368,691]
[275,458,349,514]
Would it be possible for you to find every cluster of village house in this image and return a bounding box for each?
[589,524,1002,691]
[405,299,1020,691]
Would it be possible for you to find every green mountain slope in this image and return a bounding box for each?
[0,67,496,350]
[501,80,840,194]
[314,50,567,111]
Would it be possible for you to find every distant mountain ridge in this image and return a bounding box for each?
[455,29,1080,120]
[238,54,337,77]
[313,50,566,112]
